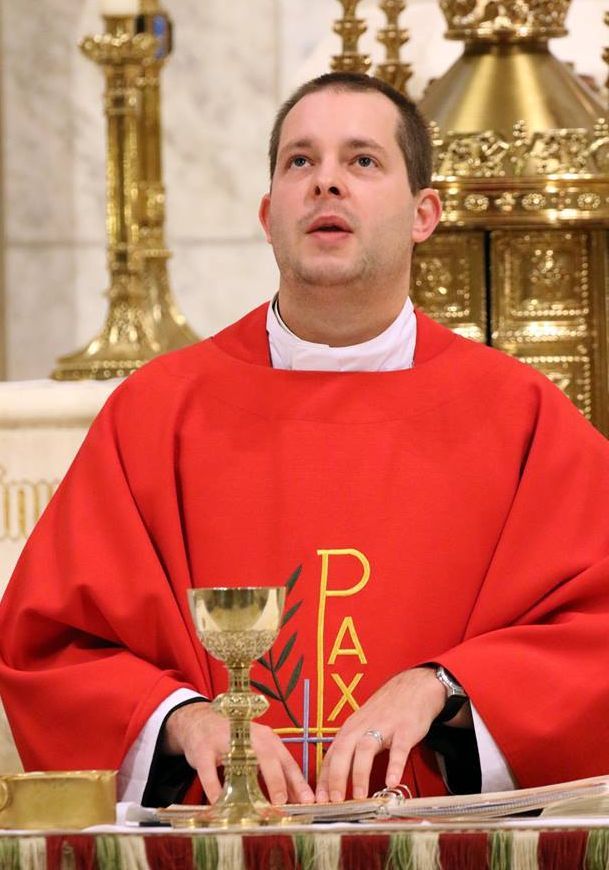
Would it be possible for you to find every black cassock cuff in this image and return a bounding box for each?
[425,724,482,794]
[141,697,208,808]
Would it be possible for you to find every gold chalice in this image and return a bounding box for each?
[187,586,287,826]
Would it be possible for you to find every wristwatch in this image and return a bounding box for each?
[421,663,468,724]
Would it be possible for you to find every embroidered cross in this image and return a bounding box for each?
[279,678,333,782]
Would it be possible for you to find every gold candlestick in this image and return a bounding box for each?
[375,0,412,95]
[134,1,198,350]
[187,586,289,827]
[331,0,371,74]
[52,5,197,381]
[603,12,609,88]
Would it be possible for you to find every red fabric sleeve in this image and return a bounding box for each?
[437,377,609,787]
[0,365,211,771]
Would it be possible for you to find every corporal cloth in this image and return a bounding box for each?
[1,304,609,798]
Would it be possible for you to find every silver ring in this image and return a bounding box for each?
[364,729,384,746]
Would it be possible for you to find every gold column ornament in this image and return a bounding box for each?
[407,0,609,435]
[53,4,197,381]
[375,0,412,95]
[604,11,609,91]
[134,1,198,352]
[331,0,371,75]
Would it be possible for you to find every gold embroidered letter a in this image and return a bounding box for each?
[328,616,367,664]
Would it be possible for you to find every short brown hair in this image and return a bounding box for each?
[268,72,432,193]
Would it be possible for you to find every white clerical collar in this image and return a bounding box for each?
[266,294,416,372]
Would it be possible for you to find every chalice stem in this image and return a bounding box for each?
[214,664,267,808]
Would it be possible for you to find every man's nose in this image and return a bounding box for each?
[314,181,341,197]
[311,163,344,198]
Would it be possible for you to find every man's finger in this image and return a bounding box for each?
[320,736,356,802]
[385,735,411,789]
[351,736,381,800]
[258,752,289,805]
[315,747,331,803]
[278,745,315,803]
[197,755,224,804]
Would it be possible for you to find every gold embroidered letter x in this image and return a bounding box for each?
[327,672,364,721]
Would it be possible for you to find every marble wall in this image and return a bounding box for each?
[0,0,607,380]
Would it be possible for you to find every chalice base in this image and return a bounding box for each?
[189,798,288,828]
[170,772,314,829]
[189,768,290,828]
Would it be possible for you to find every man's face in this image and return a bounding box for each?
[259,89,439,296]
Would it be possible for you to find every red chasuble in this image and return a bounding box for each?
[1,304,609,798]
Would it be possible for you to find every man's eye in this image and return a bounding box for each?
[356,156,375,168]
[290,156,309,168]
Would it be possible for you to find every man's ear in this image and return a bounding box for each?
[411,188,442,244]
[259,193,272,244]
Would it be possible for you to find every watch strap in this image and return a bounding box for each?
[419,662,468,725]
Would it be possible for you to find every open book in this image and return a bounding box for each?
[154,775,609,826]
[286,775,609,822]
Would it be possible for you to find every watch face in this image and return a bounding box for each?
[428,666,468,725]
[437,666,466,698]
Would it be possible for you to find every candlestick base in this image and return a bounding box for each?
[51,277,196,380]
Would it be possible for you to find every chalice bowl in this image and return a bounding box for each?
[188,586,287,826]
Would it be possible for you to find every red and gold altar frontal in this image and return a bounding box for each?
[1,824,608,869]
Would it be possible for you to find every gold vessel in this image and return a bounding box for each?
[52,2,197,381]
[421,0,600,132]
[0,771,116,830]
[187,586,289,827]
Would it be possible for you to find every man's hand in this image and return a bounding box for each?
[163,702,315,805]
[315,667,447,802]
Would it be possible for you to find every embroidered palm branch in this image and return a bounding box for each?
[252,565,303,728]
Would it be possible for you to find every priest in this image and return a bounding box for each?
[1,72,609,809]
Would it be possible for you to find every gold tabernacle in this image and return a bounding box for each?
[187,587,295,827]
[0,771,116,830]
[328,1,609,433]
[412,0,609,435]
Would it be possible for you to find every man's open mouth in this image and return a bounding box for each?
[307,216,352,234]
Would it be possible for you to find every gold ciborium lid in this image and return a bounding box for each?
[420,0,604,134]
[439,0,570,43]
